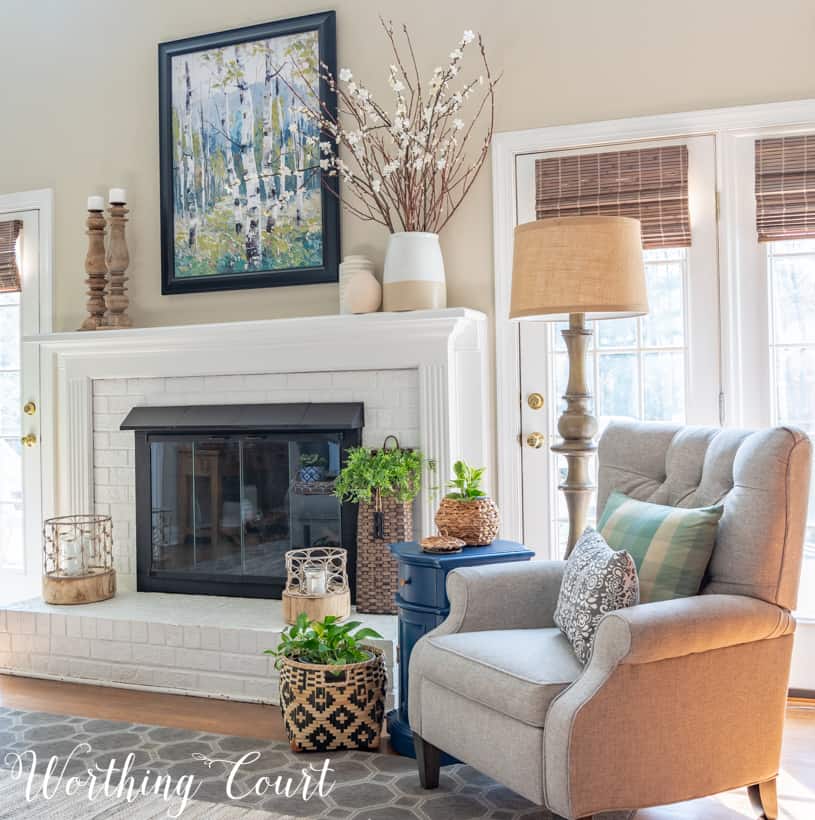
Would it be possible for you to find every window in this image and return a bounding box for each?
[546,246,689,545]
[0,289,23,570]
[550,246,687,423]
[515,134,719,555]
[767,238,815,618]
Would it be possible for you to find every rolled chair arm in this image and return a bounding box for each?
[590,593,795,668]
[433,560,566,637]
[544,593,796,818]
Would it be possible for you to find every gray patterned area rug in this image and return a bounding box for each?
[0,708,633,819]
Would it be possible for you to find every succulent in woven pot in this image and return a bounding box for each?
[435,460,500,545]
[265,613,386,752]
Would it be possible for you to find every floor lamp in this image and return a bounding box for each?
[510,215,647,556]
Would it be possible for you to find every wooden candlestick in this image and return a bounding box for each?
[101,201,132,328]
[80,210,108,331]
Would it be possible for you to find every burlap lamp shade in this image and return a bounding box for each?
[510,215,647,320]
[509,214,648,556]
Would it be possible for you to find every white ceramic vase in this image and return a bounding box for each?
[382,232,447,312]
[339,255,379,314]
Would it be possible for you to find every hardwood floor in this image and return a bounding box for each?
[0,675,812,819]
[0,675,285,740]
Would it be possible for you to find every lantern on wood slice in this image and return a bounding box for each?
[282,547,350,625]
[42,514,116,604]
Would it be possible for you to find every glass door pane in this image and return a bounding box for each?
[767,239,815,619]
[546,246,690,549]
[147,433,344,589]
[0,291,23,570]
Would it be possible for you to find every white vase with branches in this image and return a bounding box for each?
[294,20,498,311]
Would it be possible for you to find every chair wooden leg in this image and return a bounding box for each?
[413,732,441,789]
[748,778,778,820]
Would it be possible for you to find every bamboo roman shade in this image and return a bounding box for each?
[0,220,23,293]
[535,145,691,249]
[755,134,815,242]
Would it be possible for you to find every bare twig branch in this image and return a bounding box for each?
[284,24,497,234]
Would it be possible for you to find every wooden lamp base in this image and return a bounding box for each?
[554,312,598,557]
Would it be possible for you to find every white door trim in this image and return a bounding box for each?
[0,189,54,579]
[492,98,815,543]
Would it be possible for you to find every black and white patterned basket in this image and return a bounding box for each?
[279,647,387,752]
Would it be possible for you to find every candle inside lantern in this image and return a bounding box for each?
[108,187,127,204]
[59,533,85,577]
[87,195,105,211]
[304,565,328,595]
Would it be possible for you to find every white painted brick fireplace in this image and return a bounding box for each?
[2,308,488,703]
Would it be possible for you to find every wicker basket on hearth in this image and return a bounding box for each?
[356,495,412,614]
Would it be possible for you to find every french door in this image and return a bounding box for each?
[0,205,43,600]
[515,135,721,557]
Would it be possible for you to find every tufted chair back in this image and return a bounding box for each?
[597,421,812,610]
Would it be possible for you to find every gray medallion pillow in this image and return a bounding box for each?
[554,527,639,664]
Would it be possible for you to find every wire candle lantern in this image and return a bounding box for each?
[282,547,350,625]
[42,514,116,604]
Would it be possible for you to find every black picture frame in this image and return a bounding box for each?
[158,11,339,295]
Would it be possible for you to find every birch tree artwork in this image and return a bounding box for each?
[166,28,326,282]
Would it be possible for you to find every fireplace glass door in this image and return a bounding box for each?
[145,432,349,595]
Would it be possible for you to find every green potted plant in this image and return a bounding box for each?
[265,613,385,752]
[434,460,500,545]
[334,436,428,614]
[298,452,328,483]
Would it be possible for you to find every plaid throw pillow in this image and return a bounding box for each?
[554,528,639,664]
[598,491,723,603]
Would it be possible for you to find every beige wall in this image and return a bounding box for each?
[1,0,814,331]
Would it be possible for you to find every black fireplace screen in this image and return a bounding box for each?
[122,404,362,598]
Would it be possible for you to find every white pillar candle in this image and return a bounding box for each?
[59,535,84,576]
[87,195,105,211]
[304,565,328,595]
[108,187,127,204]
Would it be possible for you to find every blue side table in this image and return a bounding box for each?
[385,539,535,760]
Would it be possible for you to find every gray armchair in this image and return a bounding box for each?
[409,421,811,819]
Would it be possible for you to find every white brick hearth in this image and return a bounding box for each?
[0,593,396,705]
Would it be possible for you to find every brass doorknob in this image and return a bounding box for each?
[527,392,544,410]
[23,401,36,416]
[526,432,545,449]
[21,434,37,447]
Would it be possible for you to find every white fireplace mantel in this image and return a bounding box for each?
[28,308,490,550]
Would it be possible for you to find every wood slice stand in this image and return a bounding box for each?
[282,589,350,624]
[42,568,116,605]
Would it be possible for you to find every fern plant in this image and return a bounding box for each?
[265,613,382,670]
[334,445,427,504]
[445,460,487,500]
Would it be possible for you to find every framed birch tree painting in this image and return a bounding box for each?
[158,12,338,294]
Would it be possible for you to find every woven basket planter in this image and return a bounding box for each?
[356,497,413,614]
[279,647,386,752]
[435,497,500,546]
